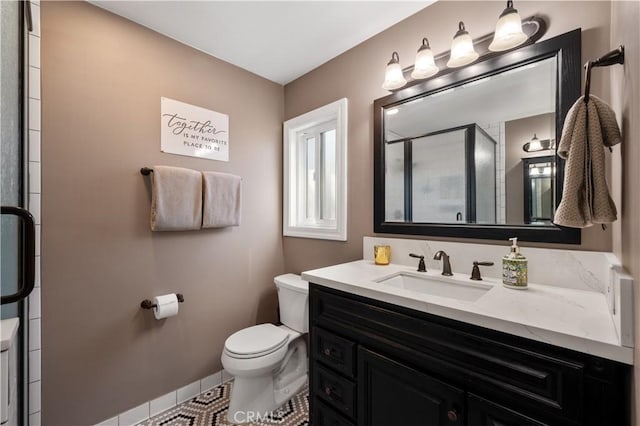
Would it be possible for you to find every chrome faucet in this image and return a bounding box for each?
[470,261,494,281]
[433,251,453,276]
[409,253,426,272]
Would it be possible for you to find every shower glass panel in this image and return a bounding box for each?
[384,142,405,222]
[474,127,497,224]
[412,130,466,223]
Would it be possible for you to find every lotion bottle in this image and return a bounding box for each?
[502,237,528,289]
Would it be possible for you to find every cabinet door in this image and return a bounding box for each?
[467,394,550,426]
[357,347,464,426]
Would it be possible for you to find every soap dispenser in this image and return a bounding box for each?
[502,237,528,289]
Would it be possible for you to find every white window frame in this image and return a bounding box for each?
[283,98,348,241]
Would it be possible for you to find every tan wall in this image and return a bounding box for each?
[609,1,640,422]
[505,113,555,224]
[40,2,284,424]
[284,1,613,274]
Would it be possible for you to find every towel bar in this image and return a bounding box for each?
[584,45,625,101]
[140,167,154,175]
[140,293,184,309]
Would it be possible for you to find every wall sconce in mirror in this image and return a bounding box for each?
[381,51,407,91]
[489,0,528,52]
[381,1,544,92]
[411,38,439,79]
[522,133,555,152]
[447,22,479,68]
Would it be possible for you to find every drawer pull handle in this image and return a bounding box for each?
[324,348,332,356]
[447,409,458,422]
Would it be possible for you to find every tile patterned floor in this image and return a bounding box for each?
[139,381,309,426]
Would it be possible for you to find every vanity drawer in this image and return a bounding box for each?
[313,327,356,378]
[311,285,587,422]
[313,364,356,420]
[312,398,355,426]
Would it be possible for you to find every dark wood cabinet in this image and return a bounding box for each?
[309,284,630,426]
[358,347,464,426]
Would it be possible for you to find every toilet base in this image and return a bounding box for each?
[225,339,308,424]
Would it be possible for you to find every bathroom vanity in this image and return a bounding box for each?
[303,259,632,426]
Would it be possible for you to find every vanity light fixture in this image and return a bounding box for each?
[381,51,407,90]
[489,1,528,52]
[411,38,439,79]
[446,22,479,68]
[522,133,555,152]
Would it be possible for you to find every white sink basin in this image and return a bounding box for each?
[375,272,492,302]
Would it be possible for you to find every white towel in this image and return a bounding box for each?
[554,95,622,228]
[150,166,202,231]
[202,171,241,228]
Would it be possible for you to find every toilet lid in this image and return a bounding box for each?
[225,324,289,357]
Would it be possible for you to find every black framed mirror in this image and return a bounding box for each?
[373,29,581,244]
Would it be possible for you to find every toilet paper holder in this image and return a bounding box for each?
[141,294,184,310]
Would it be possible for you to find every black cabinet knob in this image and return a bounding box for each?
[447,409,458,422]
[324,386,332,396]
[324,348,332,356]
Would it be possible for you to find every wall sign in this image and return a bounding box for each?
[161,97,229,161]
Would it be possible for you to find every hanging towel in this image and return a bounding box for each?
[554,95,622,228]
[150,166,202,231]
[202,171,242,228]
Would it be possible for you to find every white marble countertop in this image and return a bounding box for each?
[302,260,634,365]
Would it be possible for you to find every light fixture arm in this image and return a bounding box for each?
[388,51,400,66]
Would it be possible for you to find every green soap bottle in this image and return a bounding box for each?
[502,237,528,289]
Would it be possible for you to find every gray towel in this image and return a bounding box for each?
[150,166,202,231]
[202,171,241,228]
[554,95,622,228]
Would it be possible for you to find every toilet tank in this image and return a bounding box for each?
[274,274,309,333]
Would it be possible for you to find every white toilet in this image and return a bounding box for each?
[221,273,309,424]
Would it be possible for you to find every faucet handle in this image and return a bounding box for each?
[470,261,494,281]
[409,253,427,272]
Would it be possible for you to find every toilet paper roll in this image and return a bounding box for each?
[153,294,179,320]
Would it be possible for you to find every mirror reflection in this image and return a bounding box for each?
[383,56,557,225]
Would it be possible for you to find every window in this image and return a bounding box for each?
[284,98,347,240]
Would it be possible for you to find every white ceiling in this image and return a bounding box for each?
[89,1,434,85]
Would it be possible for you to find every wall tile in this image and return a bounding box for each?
[28,193,40,224]
[95,416,118,426]
[30,4,40,37]
[28,99,40,131]
[29,349,41,383]
[29,287,41,319]
[34,256,40,287]
[176,380,200,404]
[149,391,176,417]
[29,67,41,100]
[29,162,40,193]
[28,35,40,68]
[29,380,41,414]
[28,411,41,426]
[29,130,40,162]
[118,402,149,426]
[35,225,41,256]
[29,318,40,350]
[200,371,222,392]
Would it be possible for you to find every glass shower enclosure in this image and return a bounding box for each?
[385,124,497,224]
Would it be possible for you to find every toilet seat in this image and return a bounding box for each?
[224,324,289,359]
